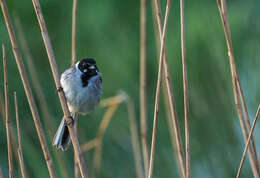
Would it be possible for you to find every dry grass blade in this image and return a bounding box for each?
[180,0,190,177]
[148,1,171,178]
[0,1,57,177]
[140,0,149,176]
[152,1,185,177]
[3,44,13,178]
[126,96,144,178]
[31,0,88,177]
[14,92,26,178]
[216,0,260,176]
[93,104,119,178]
[236,104,260,178]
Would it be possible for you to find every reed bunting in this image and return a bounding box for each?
[53,58,102,151]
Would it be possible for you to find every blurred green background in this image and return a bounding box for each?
[0,0,260,177]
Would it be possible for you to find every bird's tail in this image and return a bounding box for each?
[52,112,77,151]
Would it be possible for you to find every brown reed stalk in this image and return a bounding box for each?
[14,92,26,178]
[71,0,77,65]
[71,0,80,176]
[140,0,149,176]
[13,17,70,178]
[140,0,149,177]
[148,1,171,178]
[0,1,57,177]
[126,96,144,178]
[3,44,13,178]
[93,104,119,178]
[216,0,260,176]
[180,0,190,177]
[236,105,260,178]
[31,0,88,177]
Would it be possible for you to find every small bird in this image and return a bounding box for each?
[53,58,102,151]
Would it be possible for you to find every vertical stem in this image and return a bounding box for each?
[236,105,260,178]
[72,0,79,176]
[14,92,26,178]
[180,0,190,177]
[71,0,77,65]
[140,0,149,177]
[31,0,88,177]
[148,1,171,178]
[0,1,57,177]
[3,44,13,178]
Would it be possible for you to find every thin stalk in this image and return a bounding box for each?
[126,97,144,178]
[31,0,88,177]
[236,105,260,178]
[216,0,260,176]
[140,0,149,176]
[3,44,13,178]
[180,0,190,177]
[14,92,26,178]
[148,1,171,178]
[0,1,57,177]
[71,0,79,176]
[13,17,70,178]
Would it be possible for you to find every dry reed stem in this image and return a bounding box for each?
[140,0,149,176]
[126,96,144,178]
[93,104,119,178]
[14,92,26,178]
[71,0,80,175]
[180,0,190,177]
[71,0,77,65]
[153,1,186,177]
[31,0,88,177]
[3,44,13,178]
[236,105,260,178]
[13,18,70,178]
[0,1,57,177]
[216,0,260,176]
[148,1,171,178]
[81,138,99,152]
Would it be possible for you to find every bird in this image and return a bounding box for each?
[53,58,102,151]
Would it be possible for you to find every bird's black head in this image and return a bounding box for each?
[78,58,100,87]
[78,58,99,76]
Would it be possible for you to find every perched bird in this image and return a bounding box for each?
[53,58,102,151]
